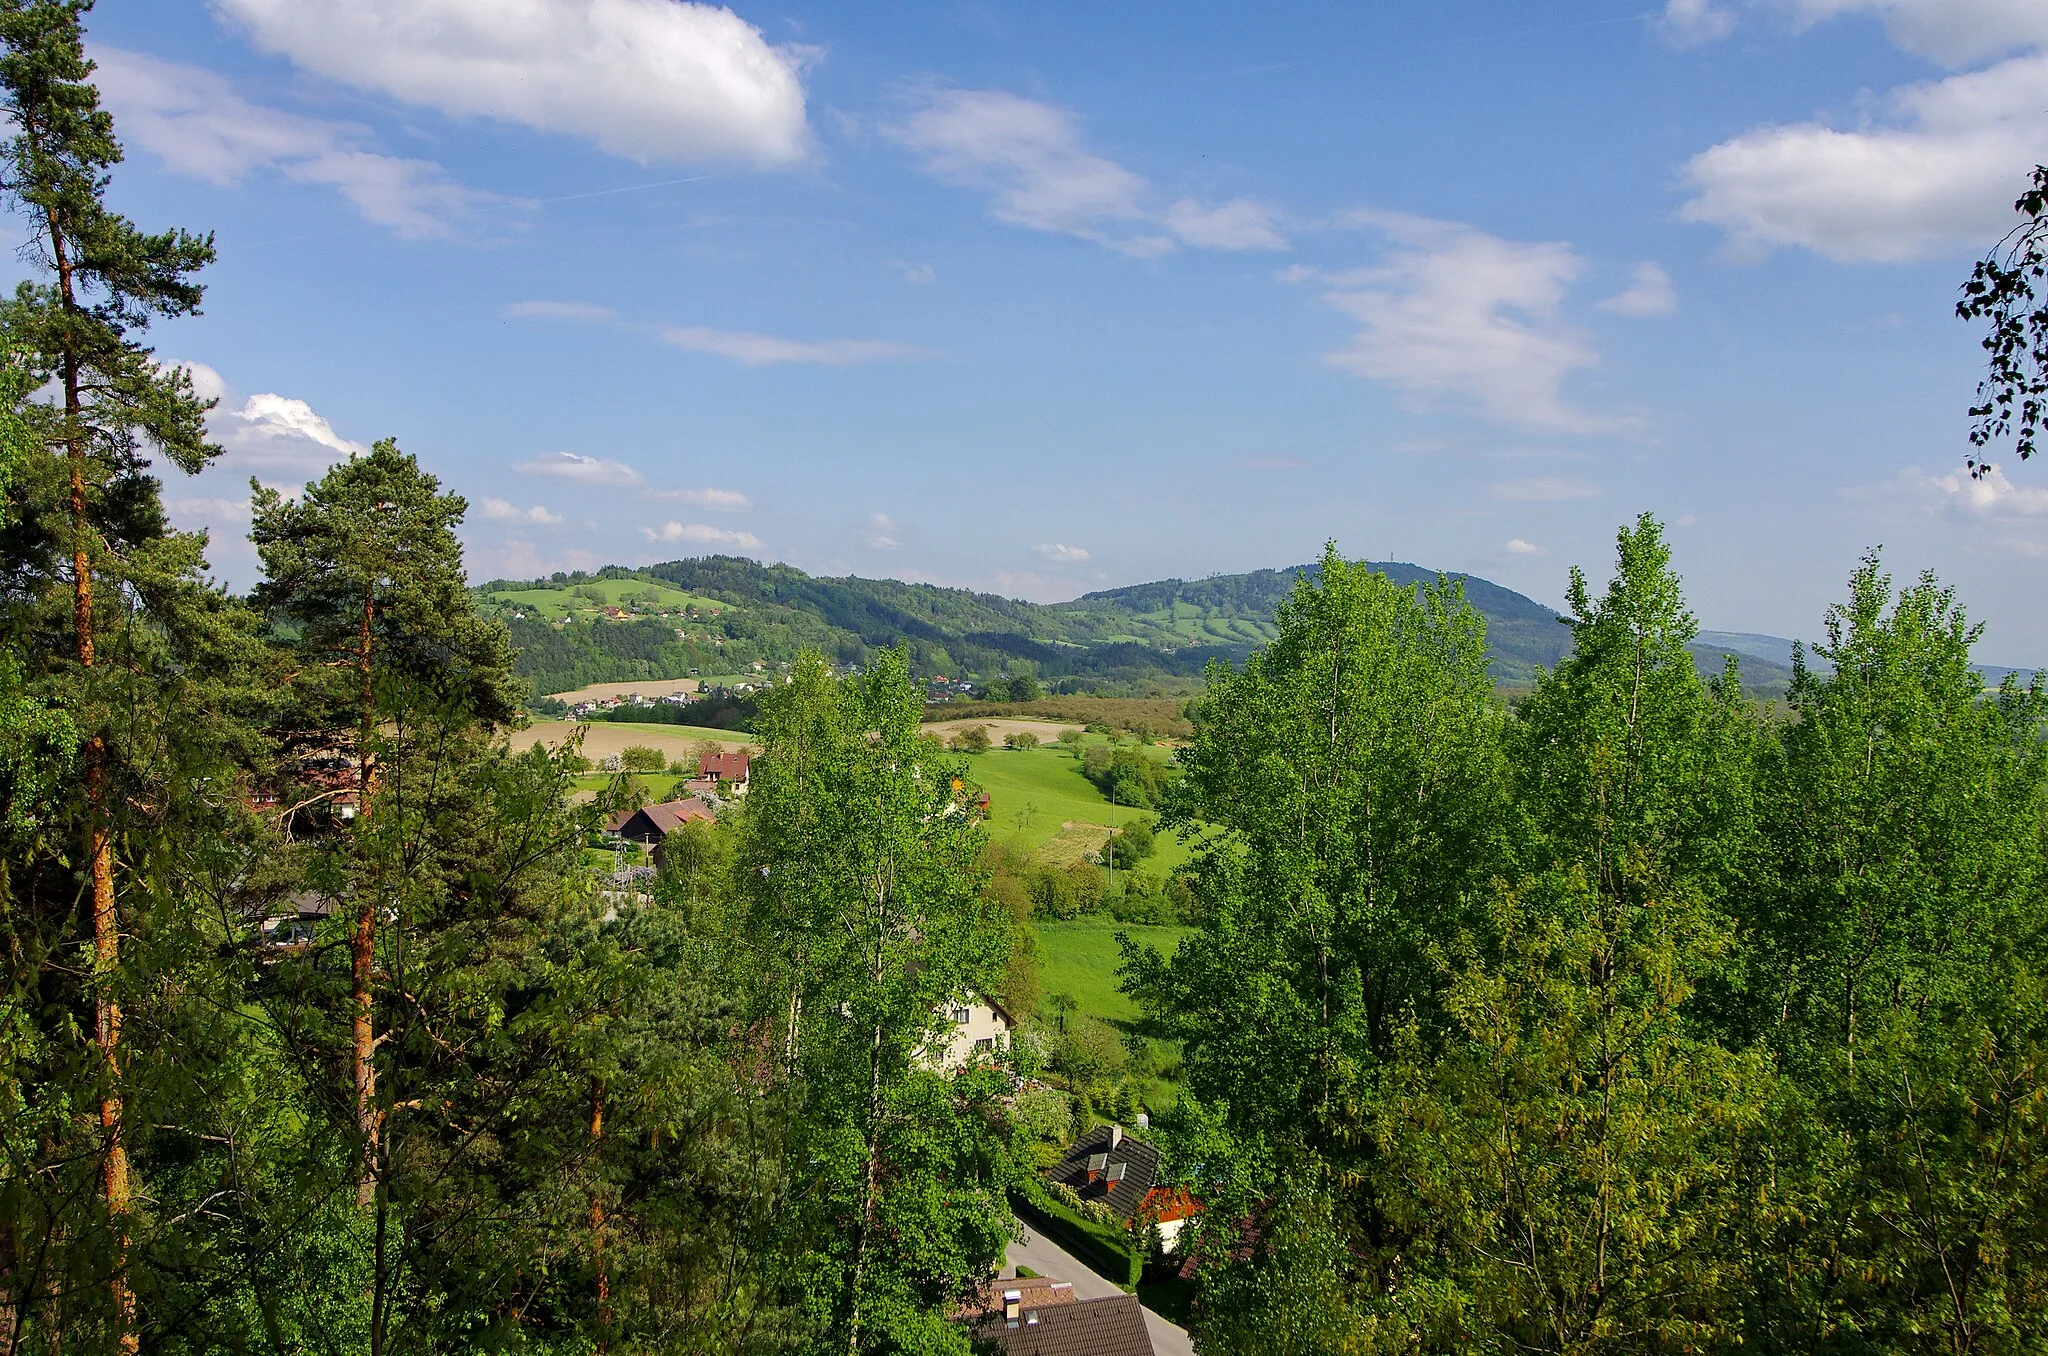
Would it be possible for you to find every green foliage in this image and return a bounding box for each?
[618,743,666,772]
[949,722,991,753]
[1002,728,1039,749]
[1960,164,2048,467]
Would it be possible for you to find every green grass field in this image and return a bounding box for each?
[966,742,1193,874]
[1035,917,1191,1025]
[488,578,729,621]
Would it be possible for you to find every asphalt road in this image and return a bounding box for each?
[1003,1218,1194,1356]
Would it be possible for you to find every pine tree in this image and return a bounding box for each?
[0,3,216,1346]
[251,439,516,1204]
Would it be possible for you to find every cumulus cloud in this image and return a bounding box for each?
[1490,476,1601,502]
[514,451,646,486]
[96,47,520,239]
[210,0,813,167]
[1789,0,2048,67]
[1032,542,1091,563]
[1657,0,1737,47]
[658,325,924,366]
[1504,538,1551,555]
[1311,213,1624,434]
[1681,2,2048,263]
[1888,463,2048,553]
[479,498,564,526]
[887,88,1285,255]
[1597,262,1678,316]
[866,513,902,549]
[649,486,752,511]
[643,521,763,549]
[502,300,619,322]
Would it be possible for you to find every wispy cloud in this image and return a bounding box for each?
[1309,213,1628,434]
[888,88,1286,256]
[643,521,763,549]
[866,513,903,549]
[1597,262,1678,316]
[96,47,523,240]
[514,452,646,486]
[1505,537,1551,555]
[649,486,752,511]
[1655,0,1736,47]
[1032,542,1091,563]
[658,325,925,366]
[480,498,565,526]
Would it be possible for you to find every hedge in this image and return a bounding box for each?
[1014,1181,1142,1290]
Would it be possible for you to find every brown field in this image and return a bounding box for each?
[922,716,1082,746]
[923,695,1193,740]
[544,678,702,703]
[519,719,756,764]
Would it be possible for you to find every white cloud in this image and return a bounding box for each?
[1681,42,2048,262]
[1314,213,1624,434]
[1887,463,2048,554]
[643,521,763,549]
[210,0,813,167]
[1162,197,1288,251]
[96,47,520,239]
[514,451,646,486]
[888,88,1287,254]
[658,325,923,366]
[866,513,902,549]
[1657,0,1737,47]
[890,260,937,285]
[1789,0,2048,67]
[479,498,564,526]
[1597,262,1678,316]
[165,495,253,522]
[502,300,619,322]
[649,486,752,511]
[1490,476,1601,502]
[1504,538,1551,555]
[1032,542,1091,563]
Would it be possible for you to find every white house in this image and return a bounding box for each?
[927,991,1014,1071]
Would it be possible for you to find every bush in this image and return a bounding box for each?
[1053,1019,1127,1088]
[1030,861,1106,920]
[950,724,992,754]
[1108,815,1156,870]
[1004,730,1040,750]
[619,745,667,772]
[1058,728,1084,747]
[1011,1087,1073,1145]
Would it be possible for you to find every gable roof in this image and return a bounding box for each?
[609,798,717,842]
[969,1293,1153,1356]
[1043,1125,1162,1222]
[701,750,750,781]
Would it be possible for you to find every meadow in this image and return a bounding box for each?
[1036,916,1192,1025]
[967,739,1194,875]
[488,577,730,622]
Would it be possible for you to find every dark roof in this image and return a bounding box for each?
[609,798,718,842]
[1043,1125,1161,1222]
[970,1294,1153,1356]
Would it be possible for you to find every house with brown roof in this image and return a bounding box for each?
[966,1288,1154,1356]
[699,750,750,795]
[605,796,718,844]
[1044,1124,1200,1250]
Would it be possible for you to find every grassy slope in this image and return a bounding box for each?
[1036,917,1190,1024]
[965,742,1192,874]
[489,578,729,621]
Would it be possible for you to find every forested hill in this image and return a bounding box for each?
[486,554,1616,697]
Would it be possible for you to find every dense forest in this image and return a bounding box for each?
[3,5,2046,1353]
[490,553,1822,700]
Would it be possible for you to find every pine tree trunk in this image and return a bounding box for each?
[589,1081,610,1352]
[353,590,378,1207]
[56,214,136,1351]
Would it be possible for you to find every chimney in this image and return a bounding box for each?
[1135,1112,1149,1130]
[1003,1290,1021,1324]
[1109,1124,1122,1150]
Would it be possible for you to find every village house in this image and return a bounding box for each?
[1043,1124,1200,1251]
[928,990,1014,1070]
[604,795,719,844]
[958,1278,1153,1356]
[700,749,750,795]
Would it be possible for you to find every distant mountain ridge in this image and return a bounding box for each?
[483,555,2030,701]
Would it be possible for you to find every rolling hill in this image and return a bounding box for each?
[481,556,1919,701]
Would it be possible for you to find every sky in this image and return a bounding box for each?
[46,0,2048,660]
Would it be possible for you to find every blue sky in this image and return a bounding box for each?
[57,0,2048,659]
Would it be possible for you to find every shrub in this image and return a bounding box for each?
[1011,1087,1073,1145]
[1004,729,1040,750]
[950,724,992,754]
[1053,1019,1127,1088]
